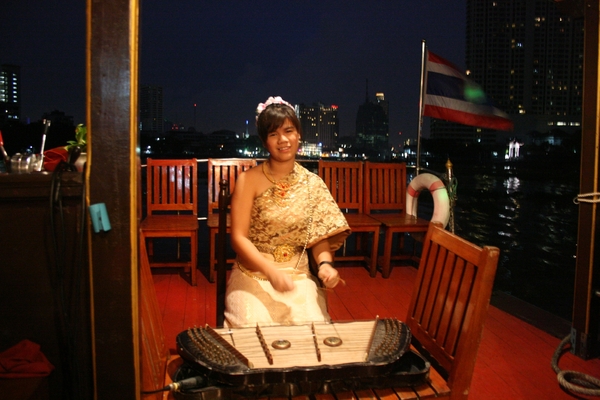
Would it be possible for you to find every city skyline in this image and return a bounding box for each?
[2,1,466,148]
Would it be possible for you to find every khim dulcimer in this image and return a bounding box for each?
[175,318,430,396]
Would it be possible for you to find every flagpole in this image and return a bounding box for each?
[416,39,427,175]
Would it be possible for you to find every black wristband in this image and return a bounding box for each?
[318,261,334,269]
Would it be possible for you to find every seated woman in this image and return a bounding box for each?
[224,96,351,328]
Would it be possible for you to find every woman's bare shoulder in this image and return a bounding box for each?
[239,163,264,183]
[235,163,269,196]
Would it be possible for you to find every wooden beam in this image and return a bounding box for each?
[87,0,141,397]
[572,0,600,359]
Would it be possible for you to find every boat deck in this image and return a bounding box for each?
[152,265,600,399]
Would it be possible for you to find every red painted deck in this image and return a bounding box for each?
[152,265,600,399]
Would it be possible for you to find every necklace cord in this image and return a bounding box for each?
[262,162,277,184]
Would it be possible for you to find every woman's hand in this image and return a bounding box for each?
[318,264,341,288]
[265,266,295,292]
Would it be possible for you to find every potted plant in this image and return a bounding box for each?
[66,124,87,171]
[66,123,87,153]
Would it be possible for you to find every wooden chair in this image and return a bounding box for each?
[206,158,257,283]
[216,179,231,328]
[211,219,498,398]
[363,161,429,278]
[400,221,500,399]
[140,232,169,394]
[318,160,382,277]
[140,158,199,285]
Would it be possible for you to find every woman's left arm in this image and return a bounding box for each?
[311,239,340,288]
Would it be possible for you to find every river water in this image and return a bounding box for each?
[412,156,581,321]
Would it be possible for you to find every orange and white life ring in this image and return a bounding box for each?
[406,173,450,228]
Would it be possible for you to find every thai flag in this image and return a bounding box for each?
[424,51,514,131]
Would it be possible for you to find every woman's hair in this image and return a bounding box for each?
[256,104,301,142]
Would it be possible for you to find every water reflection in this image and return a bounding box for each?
[504,176,520,193]
[418,161,579,321]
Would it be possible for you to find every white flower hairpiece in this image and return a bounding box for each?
[256,96,295,120]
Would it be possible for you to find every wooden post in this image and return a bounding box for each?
[87,0,141,396]
[571,0,600,359]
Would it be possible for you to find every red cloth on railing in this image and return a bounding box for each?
[43,147,69,172]
[0,340,54,378]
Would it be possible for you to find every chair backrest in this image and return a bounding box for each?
[318,160,364,212]
[363,161,407,213]
[406,222,499,397]
[208,158,257,215]
[145,158,198,216]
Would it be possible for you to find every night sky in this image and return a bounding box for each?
[2,1,466,146]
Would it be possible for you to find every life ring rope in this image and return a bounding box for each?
[407,179,446,197]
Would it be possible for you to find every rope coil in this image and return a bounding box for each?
[551,334,600,396]
[574,192,600,204]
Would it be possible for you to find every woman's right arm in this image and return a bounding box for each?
[230,171,294,292]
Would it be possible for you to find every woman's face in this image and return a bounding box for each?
[264,118,300,161]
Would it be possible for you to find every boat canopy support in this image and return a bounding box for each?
[568,0,600,360]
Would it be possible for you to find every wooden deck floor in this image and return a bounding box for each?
[152,265,600,399]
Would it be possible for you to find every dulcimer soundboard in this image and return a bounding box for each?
[176,318,429,393]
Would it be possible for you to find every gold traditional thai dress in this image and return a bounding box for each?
[224,163,351,328]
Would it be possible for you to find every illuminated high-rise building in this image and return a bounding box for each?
[376,92,389,116]
[0,64,21,123]
[356,86,389,150]
[431,1,584,143]
[139,85,164,134]
[297,103,339,150]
